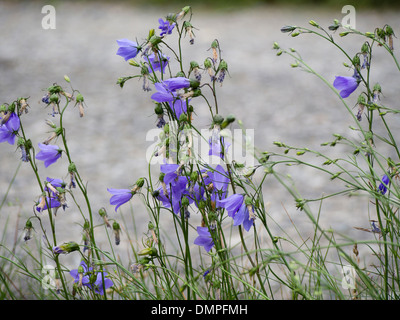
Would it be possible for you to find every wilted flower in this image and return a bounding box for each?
[116,39,140,61]
[23,219,34,242]
[36,143,62,167]
[194,226,215,252]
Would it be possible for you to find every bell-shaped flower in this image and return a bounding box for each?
[194,226,215,252]
[107,188,134,212]
[333,70,361,98]
[36,143,62,167]
[159,18,176,36]
[378,174,390,195]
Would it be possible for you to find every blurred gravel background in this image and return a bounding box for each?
[1,0,400,292]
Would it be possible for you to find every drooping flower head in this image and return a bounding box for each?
[194,226,215,252]
[116,39,140,61]
[219,194,254,232]
[36,143,62,167]
[144,53,169,74]
[378,174,390,195]
[333,69,361,98]
[0,112,20,145]
[107,188,134,212]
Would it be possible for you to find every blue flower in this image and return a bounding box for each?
[209,135,230,160]
[70,261,91,286]
[333,70,361,98]
[219,194,254,231]
[107,188,134,212]
[36,143,62,167]
[194,226,215,252]
[378,174,390,195]
[219,194,244,218]
[158,18,176,36]
[36,195,61,213]
[116,39,140,61]
[0,112,20,145]
[151,82,176,103]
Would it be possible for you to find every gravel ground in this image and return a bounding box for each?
[1,1,400,292]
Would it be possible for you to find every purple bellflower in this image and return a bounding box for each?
[116,39,140,61]
[36,195,61,213]
[209,135,230,160]
[219,194,254,232]
[158,18,176,36]
[333,69,361,98]
[208,165,230,208]
[0,112,20,145]
[70,261,91,286]
[70,261,113,295]
[151,81,190,119]
[107,188,134,212]
[194,226,215,252]
[378,174,390,195]
[36,143,62,167]
[89,271,114,295]
[163,77,191,91]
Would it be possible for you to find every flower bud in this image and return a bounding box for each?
[113,221,121,245]
[309,20,319,28]
[221,114,235,129]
